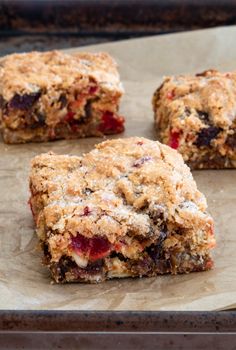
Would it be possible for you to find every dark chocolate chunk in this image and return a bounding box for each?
[147,230,167,261]
[59,94,67,108]
[85,101,92,118]
[84,260,104,274]
[83,187,94,195]
[110,251,127,261]
[197,110,210,124]
[194,126,221,147]
[27,112,46,129]
[9,91,41,110]
[36,112,46,125]
[226,133,236,149]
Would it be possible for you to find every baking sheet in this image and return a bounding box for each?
[0,26,236,311]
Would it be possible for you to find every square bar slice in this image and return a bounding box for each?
[0,50,124,143]
[29,137,215,283]
[152,69,236,169]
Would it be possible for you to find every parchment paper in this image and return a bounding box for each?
[0,26,236,311]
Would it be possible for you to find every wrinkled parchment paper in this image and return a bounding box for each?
[0,26,236,311]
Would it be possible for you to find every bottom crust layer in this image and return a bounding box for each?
[187,153,236,170]
[2,113,124,143]
[43,244,213,283]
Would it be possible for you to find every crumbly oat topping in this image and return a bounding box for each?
[0,51,123,100]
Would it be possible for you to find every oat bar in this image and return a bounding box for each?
[29,137,215,283]
[152,70,236,169]
[0,51,124,143]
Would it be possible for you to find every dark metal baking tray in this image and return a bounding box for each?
[0,311,236,349]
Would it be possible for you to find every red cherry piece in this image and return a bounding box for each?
[133,156,152,168]
[98,111,124,133]
[89,86,98,94]
[71,234,90,255]
[89,236,111,261]
[167,90,175,100]
[169,131,180,149]
[71,234,111,261]
[137,141,144,145]
[64,111,75,122]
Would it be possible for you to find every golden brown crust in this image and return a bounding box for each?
[153,70,236,169]
[29,137,215,283]
[0,50,123,100]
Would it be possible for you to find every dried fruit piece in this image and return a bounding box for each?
[147,230,167,261]
[64,111,75,123]
[195,127,221,147]
[133,156,152,168]
[82,206,92,216]
[9,92,41,110]
[98,111,124,133]
[59,94,67,108]
[167,90,175,100]
[168,131,180,149]
[71,234,111,261]
[89,86,98,95]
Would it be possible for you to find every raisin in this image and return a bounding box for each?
[226,133,236,149]
[9,91,41,110]
[194,126,221,147]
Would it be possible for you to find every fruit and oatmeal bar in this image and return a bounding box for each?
[29,137,215,283]
[152,69,236,169]
[0,50,124,143]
